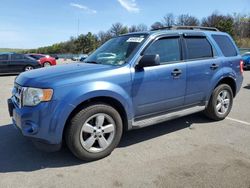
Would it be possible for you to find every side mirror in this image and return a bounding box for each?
[136,54,160,69]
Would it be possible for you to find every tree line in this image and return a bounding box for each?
[24,12,250,54]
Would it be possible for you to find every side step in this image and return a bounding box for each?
[132,106,205,129]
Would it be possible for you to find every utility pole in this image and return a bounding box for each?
[77,17,80,36]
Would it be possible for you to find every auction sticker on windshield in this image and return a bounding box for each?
[126,37,144,43]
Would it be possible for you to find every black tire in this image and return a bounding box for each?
[204,84,233,120]
[65,103,123,161]
[24,65,34,71]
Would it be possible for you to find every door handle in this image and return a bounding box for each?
[171,69,182,77]
[210,64,219,70]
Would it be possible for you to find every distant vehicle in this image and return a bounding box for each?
[50,54,59,60]
[26,53,57,67]
[242,52,250,70]
[72,54,88,61]
[0,52,41,74]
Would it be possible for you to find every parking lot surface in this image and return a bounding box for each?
[0,71,250,188]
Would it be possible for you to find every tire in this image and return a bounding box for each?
[204,84,233,120]
[24,65,34,71]
[43,62,51,67]
[65,103,123,161]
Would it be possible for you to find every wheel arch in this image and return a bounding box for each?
[62,96,129,142]
[214,76,236,97]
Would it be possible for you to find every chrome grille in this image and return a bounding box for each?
[12,83,23,108]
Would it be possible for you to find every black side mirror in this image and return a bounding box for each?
[136,54,160,69]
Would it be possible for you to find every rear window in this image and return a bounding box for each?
[212,35,237,57]
[184,37,213,60]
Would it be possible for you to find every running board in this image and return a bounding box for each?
[132,106,205,129]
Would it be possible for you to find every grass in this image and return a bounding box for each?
[0,48,25,53]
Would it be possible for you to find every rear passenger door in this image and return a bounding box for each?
[9,54,26,72]
[0,54,9,73]
[183,34,220,106]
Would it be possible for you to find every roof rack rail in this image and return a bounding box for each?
[151,26,219,32]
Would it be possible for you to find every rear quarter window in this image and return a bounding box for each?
[212,35,237,57]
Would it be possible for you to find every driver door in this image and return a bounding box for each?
[132,36,186,119]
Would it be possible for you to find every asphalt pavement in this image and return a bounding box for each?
[0,71,250,188]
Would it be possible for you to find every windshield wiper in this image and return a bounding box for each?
[84,61,100,64]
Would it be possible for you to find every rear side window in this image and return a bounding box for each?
[212,35,237,57]
[11,54,24,60]
[144,37,181,64]
[0,54,8,61]
[184,37,213,60]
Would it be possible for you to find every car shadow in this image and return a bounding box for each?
[119,113,209,147]
[243,84,250,90]
[0,113,211,173]
[0,74,18,77]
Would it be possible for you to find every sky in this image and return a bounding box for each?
[0,0,249,49]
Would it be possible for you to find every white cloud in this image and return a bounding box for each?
[117,0,140,13]
[70,3,97,14]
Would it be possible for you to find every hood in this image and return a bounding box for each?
[15,63,117,88]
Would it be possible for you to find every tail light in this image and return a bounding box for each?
[240,60,244,74]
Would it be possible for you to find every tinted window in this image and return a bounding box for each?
[34,55,44,59]
[0,54,8,61]
[144,38,180,64]
[29,55,39,60]
[11,54,24,60]
[212,35,237,57]
[184,37,213,60]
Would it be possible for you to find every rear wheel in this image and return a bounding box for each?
[24,65,34,71]
[43,62,51,67]
[65,103,123,161]
[204,84,233,120]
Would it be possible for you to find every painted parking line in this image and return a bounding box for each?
[226,117,250,126]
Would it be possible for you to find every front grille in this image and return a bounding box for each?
[12,83,23,108]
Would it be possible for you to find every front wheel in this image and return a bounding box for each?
[204,84,233,120]
[65,103,123,161]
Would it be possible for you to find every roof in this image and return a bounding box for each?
[0,52,16,55]
[121,26,225,38]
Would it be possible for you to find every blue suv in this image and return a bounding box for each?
[8,26,244,161]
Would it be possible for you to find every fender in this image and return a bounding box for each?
[206,66,237,102]
[49,81,133,144]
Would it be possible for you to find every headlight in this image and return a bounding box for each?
[22,87,53,106]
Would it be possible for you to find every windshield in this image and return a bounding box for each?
[84,34,148,66]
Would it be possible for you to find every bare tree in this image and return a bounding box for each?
[109,23,128,36]
[177,14,199,26]
[162,13,175,26]
[98,31,112,44]
[129,24,148,32]
[201,13,234,36]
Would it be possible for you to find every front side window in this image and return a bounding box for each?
[184,37,213,60]
[144,37,181,64]
[84,34,148,66]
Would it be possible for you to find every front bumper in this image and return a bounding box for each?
[7,97,62,151]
